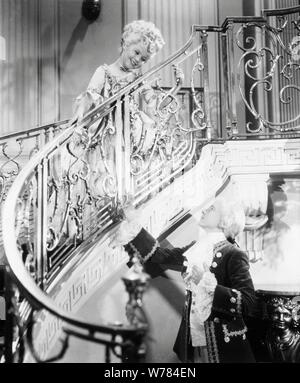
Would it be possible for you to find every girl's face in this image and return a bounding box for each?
[120,41,151,71]
[198,201,222,229]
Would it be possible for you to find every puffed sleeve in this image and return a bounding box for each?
[87,66,106,95]
[72,66,106,120]
[211,249,256,318]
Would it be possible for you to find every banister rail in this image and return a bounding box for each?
[2,5,300,363]
[0,119,69,256]
[262,4,300,17]
[0,119,69,142]
[0,119,69,202]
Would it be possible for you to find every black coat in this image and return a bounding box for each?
[124,228,257,363]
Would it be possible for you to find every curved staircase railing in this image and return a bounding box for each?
[2,5,300,363]
[0,120,69,253]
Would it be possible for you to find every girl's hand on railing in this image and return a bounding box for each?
[70,90,102,126]
[71,126,90,148]
[70,95,88,126]
[69,107,85,126]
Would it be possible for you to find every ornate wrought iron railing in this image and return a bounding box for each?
[2,5,300,363]
[221,6,300,137]
[0,120,69,254]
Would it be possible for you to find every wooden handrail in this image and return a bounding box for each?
[262,4,300,17]
[0,119,69,142]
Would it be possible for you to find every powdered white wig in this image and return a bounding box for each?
[217,197,246,239]
[121,20,165,56]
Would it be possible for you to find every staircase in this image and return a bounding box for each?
[0,121,69,259]
[1,5,300,363]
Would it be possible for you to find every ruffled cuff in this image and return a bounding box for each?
[193,271,217,322]
[198,271,217,293]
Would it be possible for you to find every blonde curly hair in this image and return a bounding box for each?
[121,20,165,56]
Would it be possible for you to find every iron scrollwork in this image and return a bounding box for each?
[235,18,300,134]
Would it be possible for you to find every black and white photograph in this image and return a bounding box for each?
[0,0,300,369]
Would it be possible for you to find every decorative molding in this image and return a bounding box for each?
[223,141,300,173]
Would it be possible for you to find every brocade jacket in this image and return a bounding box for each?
[124,228,257,363]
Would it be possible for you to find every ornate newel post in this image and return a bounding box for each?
[121,257,150,363]
[257,289,300,363]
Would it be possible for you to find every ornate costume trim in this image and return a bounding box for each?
[128,240,159,264]
[222,323,247,343]
[205,321,220,363]
[235,290,242,314]
[230,288,242,315]
[209,240,229,271]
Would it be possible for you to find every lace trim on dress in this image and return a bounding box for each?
[102,64,140,95]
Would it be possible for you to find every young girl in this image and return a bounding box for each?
[69,20,165,197]
[72,20,165,125]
